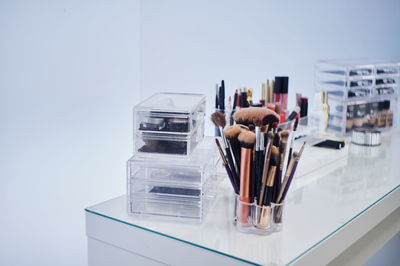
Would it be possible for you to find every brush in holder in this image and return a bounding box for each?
[271,201,284,232]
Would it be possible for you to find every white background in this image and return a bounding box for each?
[1,0,399,265]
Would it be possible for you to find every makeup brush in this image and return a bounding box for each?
[233,107,280,127]
[237,131,256,224]
[278,142,306,203]
[258,131,274,205]
[224,125,242,176]
[287,117,299,165]
[227,96,232,126]
[262,145,280,207]
[247,88,253,106]
[215,138,238,194]
[211,112,237,188]
[273,130,289,203]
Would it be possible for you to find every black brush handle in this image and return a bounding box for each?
[263,185,274,206]
[224,163,238,194]
[273,170,282,203]
[255,150,264,203]
[225,147,239,190]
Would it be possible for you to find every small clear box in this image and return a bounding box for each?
[127,137,222,222]
[133,92,206,157]
[134,92,206,134]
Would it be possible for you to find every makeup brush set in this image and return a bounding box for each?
[128,93,223,222]
[211,107,306,234]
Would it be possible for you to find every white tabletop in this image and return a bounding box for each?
[86,131,400,265]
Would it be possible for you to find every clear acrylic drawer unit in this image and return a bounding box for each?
[133,92,206,157]
[315,60,399,135]
[127,137,222,222]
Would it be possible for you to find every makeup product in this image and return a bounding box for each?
[219,80,225,112]
[321,90,329,132]
[260,82,266,106]
[238,131,256,223]
[274,77,289,111]
[300,97,308,118]
[346,104,355,132]
[215,83,219,110]
[227,96,233,126]
[236,91,241,108]
[287,106,300,121]
[233,90,238,110]
[312,138,345,149]
[354,102,367,128]
[377,101,386,127]
[351,129,381,146]
[367,102,379,127]
[215,138,238,193]
[241,88,248,107]
[247,88,253,106]
[139,117,166,131]
[296,93,302,107]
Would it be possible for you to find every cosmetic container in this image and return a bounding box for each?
[315,60,399,135]
[233,194,285,235]
[134,93,206,157]
[274,77,289,111]
[127,137,222,222]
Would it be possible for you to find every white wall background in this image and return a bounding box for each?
[0,0,400,265]
[0,1,140,265]
[140,0,400,135]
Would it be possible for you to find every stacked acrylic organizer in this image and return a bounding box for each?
[315,60,399,135]
[127,93,222,222]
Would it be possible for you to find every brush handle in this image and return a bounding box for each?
[223,162,238,194]
[280,161,298,203]
[273,169,282,203]
[255,150,264,203]
[250,152,256,202]
[239,147,252,224]
[225,146,239,190]
[287,147,293,166]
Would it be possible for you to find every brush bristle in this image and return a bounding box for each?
[280,130,289,140]
[270,146,280,166]
[238,131,256,148]
[211,112,226,128]
[224,125,242,139]
[233,107,280,126]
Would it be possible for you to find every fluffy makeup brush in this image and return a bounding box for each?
[224,125,242,176]
[211,112,236,182]
[233,107,280,127]
[237,131,256,224]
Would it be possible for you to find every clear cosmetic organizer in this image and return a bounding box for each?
[133,92,206,158]
[315,60,399,136]
[127,137,223,222]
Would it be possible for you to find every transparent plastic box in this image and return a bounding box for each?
[133,92,206,157]
[127,137,222,222]
[134,120,204,157]
[315,60,399,135]
[134,92,206,134]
